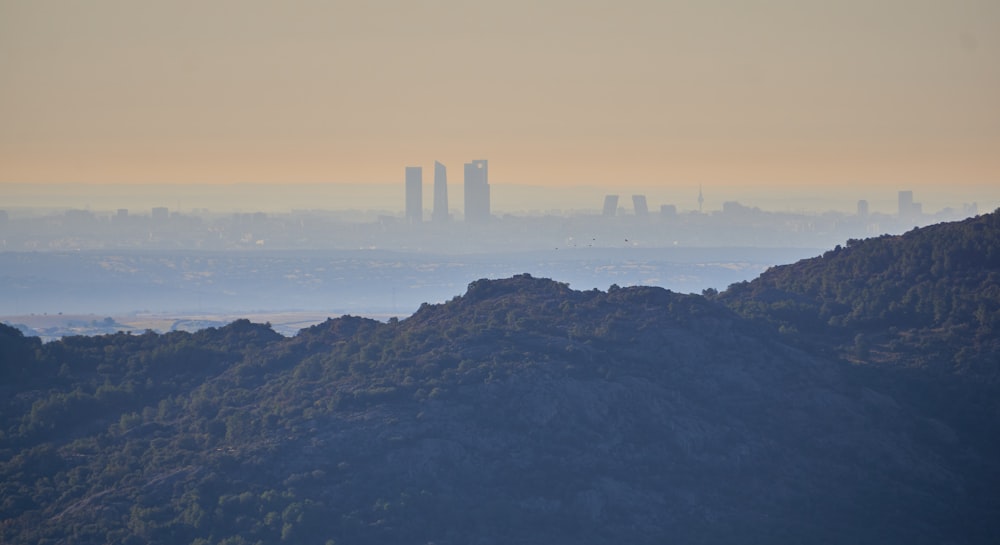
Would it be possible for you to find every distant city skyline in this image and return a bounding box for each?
[0,181,993,219]
[1,2,998,191]
[0,183,979,260]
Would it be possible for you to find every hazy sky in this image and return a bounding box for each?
[2,0,998,194]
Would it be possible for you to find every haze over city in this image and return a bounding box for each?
[4,4,1000,543]
[1,1,998,333]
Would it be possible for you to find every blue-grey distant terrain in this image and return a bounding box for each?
[0,247,816,317]
[1,210,998,544]
[1,191,970,323]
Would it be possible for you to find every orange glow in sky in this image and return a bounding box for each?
[1,1,998,193]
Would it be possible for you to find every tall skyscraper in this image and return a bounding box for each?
[632,195,649,217]
[898,190,913,216]
[433,161,449,223]
[898,190,922,223]
[602,195,619,217]
[405,166,423,223]
[463,159,490,222]
[857,199,869,218]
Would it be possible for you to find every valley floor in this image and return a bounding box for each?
[0,310,394,339]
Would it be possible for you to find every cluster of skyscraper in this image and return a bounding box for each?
[602,194,650,217]
[405,160,490,223]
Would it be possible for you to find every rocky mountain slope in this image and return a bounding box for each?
[1,211,999,544]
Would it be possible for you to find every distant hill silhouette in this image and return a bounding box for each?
[1,210,999,544]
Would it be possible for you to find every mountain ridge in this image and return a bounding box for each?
[1,211,999,544]
[717,210,1000,380]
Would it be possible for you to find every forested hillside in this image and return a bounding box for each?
[715,209,1000,463]
[1,211,999,544]
[717,209,1000,380]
